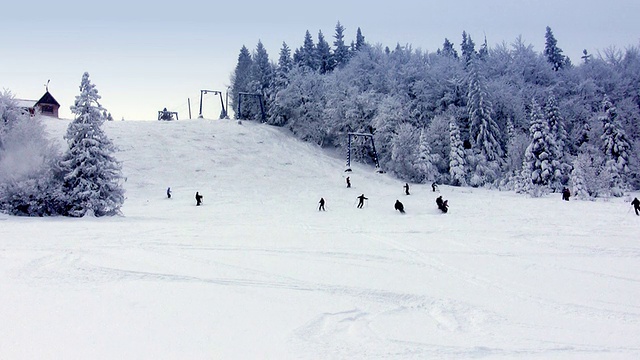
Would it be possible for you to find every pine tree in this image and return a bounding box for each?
[316,31,333,74]
[544,26,567,71]
[466,57,502,185]
[461,31,476,66]
[332,22,350,68]
[415,128,437,183]
[449,120,467,186]
[440,38,459,59]
[521,98,555,192]
[299,30,318,71]
[355,27,366,51]
[600,95,631,195]
[544,95,570,188]
[58,72,125,217]
[230,45,253,119]
[267,42,293,126]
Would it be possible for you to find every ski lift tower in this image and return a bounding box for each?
[345,132,382,173]
[198,89,227,119]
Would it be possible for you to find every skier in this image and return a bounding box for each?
[562,187,571,201]
[432,182,439,192]
[394,199,405,214]
[318,197,326,211]
[404,183,410,195]
[346,176,351,188]
[167,187,172,199]
[632,197,640,216]
[195,192,203,206]
[436,195,449,213]
[356,194,368,208]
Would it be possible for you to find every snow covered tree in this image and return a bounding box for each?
[0,91,63,216]
[571,145,610,199]
[414,128,438,183]
[298,30,318,71]
[544,26,568,71]
[466,57,502,186]
[267,42,293,126]
[461,31,476,66]
[246,41,273,121]
[58,72,125,217]
[600,95,631,195]
[544,95,571,188]
[521,98,557,195]
[389,123,419,180]
[449,120,467,186]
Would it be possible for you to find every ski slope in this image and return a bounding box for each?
[1,118,640,359]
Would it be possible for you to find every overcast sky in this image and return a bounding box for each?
[2,0,638,120]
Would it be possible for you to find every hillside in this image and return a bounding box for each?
[1,118,639,359]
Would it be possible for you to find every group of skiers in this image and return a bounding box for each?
[316,178,449,214]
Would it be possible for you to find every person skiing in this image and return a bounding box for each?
[562,187,571,201]
[356,194,368,208]
[195,192,203,206]
[432,182,439,192]
[436,195,448,213]
[404,183,410,195]
[346,176,351,188]
[167,187,172,199]
[394,199,405,214]
[318,197,326,211]
[632,197,640,216]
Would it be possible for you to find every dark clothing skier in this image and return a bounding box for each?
[195,192,203,206]
[167,187,172,199]
[404,183,410,195]
[432,182,438,192]
[346,177,351,188]
[318,197,326,211]
[632,198,640,216]
[436,195,448,213]
[395,200,405,214]
[562,187,570,201]
[357,194,368,208]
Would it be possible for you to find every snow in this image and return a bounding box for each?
[2,118,640,359]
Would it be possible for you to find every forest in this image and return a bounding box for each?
[229,22,640,198]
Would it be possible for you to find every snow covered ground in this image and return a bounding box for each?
[1,118,640,359]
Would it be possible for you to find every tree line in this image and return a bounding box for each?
[230,23,640,198]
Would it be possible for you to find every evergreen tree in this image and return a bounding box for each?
[440,38,459,59]
[230,45,253,119]
[466,57,502,185]
[316,31,333,74]
[267,42,293,125]
[58,72,125,217]
[415,128,438,183]
[544,95,570,188]
[355,27,366,51]
[600,95,631,195]
[461,31,476,66]
[544,26,567,71]
[521,98,555,192]
[449,120,467,186]
[332,22,350,68]
[299,30,318,71]
[478,36,488,60]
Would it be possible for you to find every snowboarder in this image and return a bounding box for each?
[356,194,368,208]
[632,197,640,216]
[195,192,203,206]
[432,182,439,192]
[562,187,570,201]
[404,183,410,195]
[436,195,448,213]
[167,187,172,199]
[394,199,405,214]
[346,176,351,188]
[318,197,326,211]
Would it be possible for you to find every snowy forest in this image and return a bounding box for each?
[229,23,640,198]
[0,73,124,216]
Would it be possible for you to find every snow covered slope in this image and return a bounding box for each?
[1,118,639,359]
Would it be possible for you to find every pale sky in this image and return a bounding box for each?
[2,0,638,120]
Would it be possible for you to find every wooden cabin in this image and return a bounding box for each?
[16,91,60,118]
